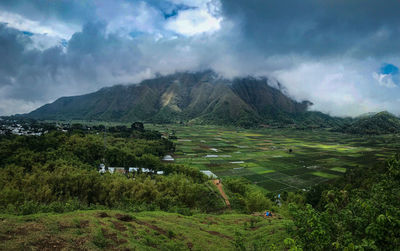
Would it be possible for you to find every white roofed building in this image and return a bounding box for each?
[162,155,174,161]
[200,170,218,179]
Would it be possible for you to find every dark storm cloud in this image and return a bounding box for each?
[220,0,400,58]
[0,22,144,103]
[0,23,31,85]
[0,0,400,116]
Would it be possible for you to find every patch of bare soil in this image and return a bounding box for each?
[111,220,127,232]
[1,222,44,240]
[58,221,73,230]
[116,214,134,222]
[101,228,127,245]
[97,212,110,218]
[79,220,89,228]
[187,242,194,250]
[133,219,168,237]
[212,180,231,208]
[206,217,218,225]
[72,236,90,251]
[33,234,66,251]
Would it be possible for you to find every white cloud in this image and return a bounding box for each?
[0,10,78,50]
[0,10,78,39]
[272,60,398,117]
[0,97,42,116]
[373,72,397,88]
[165,1,222,36]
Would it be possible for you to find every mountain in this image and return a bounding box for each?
[337,111,400,134]
[27,71,339,127]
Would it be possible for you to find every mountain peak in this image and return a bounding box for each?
[27,71,318,127]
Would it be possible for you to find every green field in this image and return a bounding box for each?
[0,210,290,250]
[147,124,400,193]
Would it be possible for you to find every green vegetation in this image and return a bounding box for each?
[336,111,400,135]
[0,210,290,250]
[1,119,400,250]
[288,154,400,250]
[0,124,226,215]
[147,124,400,193]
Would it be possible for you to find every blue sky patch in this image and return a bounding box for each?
[22,31,34,36]
[60,39,68,47]
[380,63,399,75]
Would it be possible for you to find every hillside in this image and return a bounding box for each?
[337,111,400,135]
[26,71,339,127]
[0,210,290,250]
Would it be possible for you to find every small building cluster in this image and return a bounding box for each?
[99,164,164,175]
[0,121,47,136]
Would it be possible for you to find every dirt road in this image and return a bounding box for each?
[212,180,230,208]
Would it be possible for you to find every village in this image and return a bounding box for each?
[98,154,219,179]
[0,118,47,136]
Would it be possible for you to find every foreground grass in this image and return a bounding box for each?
[0,210,290,250]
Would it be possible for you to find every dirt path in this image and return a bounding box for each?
[212,180,230,208]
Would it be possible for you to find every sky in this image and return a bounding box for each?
[0,0,400,117]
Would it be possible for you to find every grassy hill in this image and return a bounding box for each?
[0,210,290,250]
[26,71,341,128]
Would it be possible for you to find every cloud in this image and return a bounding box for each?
[219,0,400,58]
[373,73,397,88]
[0,0,400,117]
[0,10,78,39]
[372,63,399,88]
[164,0,222,36]
[165,7,222,36]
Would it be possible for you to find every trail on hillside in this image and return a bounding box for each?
[212,180,230,208]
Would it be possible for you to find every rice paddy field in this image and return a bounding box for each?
[147,124,400,193]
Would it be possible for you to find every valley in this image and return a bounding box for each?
[148,124,400,192]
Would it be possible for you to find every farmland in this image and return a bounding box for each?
[147,124,400,193]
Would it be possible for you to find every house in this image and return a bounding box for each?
[162,155,174,161]
[99,164,106,173]
[200,170,218,179]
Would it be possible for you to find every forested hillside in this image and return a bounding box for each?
[288,154,400,250]
[336,111,400,135]
[0,122,274,216]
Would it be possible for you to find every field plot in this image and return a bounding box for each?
[147,124,400,193]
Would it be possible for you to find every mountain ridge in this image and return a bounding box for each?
[27,71,338,127]
[336,111,400,134]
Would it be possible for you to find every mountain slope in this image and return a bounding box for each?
[337,111,400,134]
[27,71,336,127]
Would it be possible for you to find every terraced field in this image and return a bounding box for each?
[148,124,400,193]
